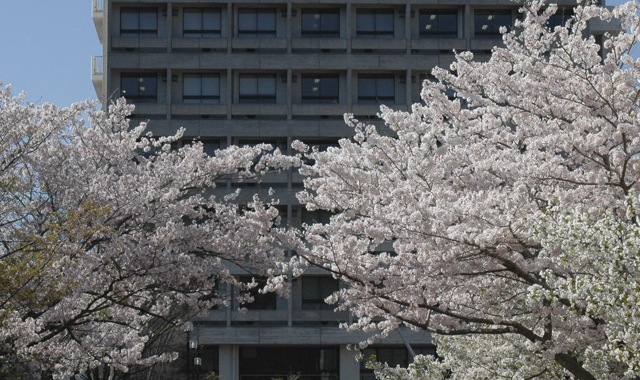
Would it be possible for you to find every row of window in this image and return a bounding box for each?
[121,73,398,105]
[197,345,436,380]
[120,6,572,39]
[241,276,338,311]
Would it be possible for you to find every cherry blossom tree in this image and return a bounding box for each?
[293,1,640,379]
[0,85,294,379]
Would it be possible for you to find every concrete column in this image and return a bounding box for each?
[226,282,232,326]
[227,68,233,119]
[287,68,292,120]
[287,2,292,54]
[219,345,239,380]
[167,2,172,53]
[340,345,360,380]
[227,2,233,53]
[346,3,352,53]
[406,70,412,107]
[346,68,352,112]
[464,4,471,50]
[166,68,171,120]
[405,3,411,54]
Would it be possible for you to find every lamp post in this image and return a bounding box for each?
[185,322,194,380]
[194,356,202,380]
[188,322,202,380]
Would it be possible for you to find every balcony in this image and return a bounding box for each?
[91,56,103,102]
[91,0,104,44]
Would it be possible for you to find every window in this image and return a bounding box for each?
[120,8,157,36]
[201,139,222,156]
[183,74,220,104]
[184,8,221,37]
[358,74,395,104]
[238,276,276,310]
[240,347,339,379]
[239,74,277,104]
[302,74,339,104]
[420,10,458,38]
[199,346,219,376]
[474,10,511,38]
[301,8,340,38]
[301,209,333,225]
[547,8,573,30]
[121,74,157,103]
[298,141,340,165]
[302,276,339,310]
[360,346,436,380]
[356,9,394,38]
[238,9,276,37]
[420,74,456,101]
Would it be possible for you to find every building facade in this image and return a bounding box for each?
[90,0,611,378]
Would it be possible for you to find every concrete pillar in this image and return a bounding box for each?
[219,344,238,380]
[340,345,360,380]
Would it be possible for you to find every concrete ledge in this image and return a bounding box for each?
[198,325,432,345]
[172,103,228,116]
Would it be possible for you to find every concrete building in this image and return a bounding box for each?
[90,0,612,378]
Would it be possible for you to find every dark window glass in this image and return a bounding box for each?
[299,141,340,165]
[356,9,394,38]
[184,8,221,37]
[302,276,339,310]
[199,346,219,376]
[238,9,276,37]
[121,8,157,36]
[360,346,437,380]
[547,8,573,30]
[474,10,511,38]
[301,74,339,104]
[183,73,220,104]
[301,209,333,225]
[240,347,339,377]
[419,10,458,37]
[239,74,277,104]
[301,8,340,37]
[420,74,456,101]
[202,140,222,156]
[121,73,157,103]
[358,75,395,105]
[360,347,408,378]
[238,276,276,310]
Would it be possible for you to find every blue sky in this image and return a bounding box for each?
[0,1,101,107]
[0,0,630,108]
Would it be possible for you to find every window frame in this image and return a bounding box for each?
[182,73,221,104]
[474,9,512,39]
[238,74,277,104]
[183,8,222,37]
[301,74,340,104]
[238,276,277,310]
[360,346,436,380]
[120,73,158,103]
[302,276,339,310]
[419,9,458,38]
[238,8,277,37]
[239,346,339,378]
[356,8,395,38]
[547,8,574,30]
[120,7,158,36]
[301,8,340,38]
[357,74,395,105]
